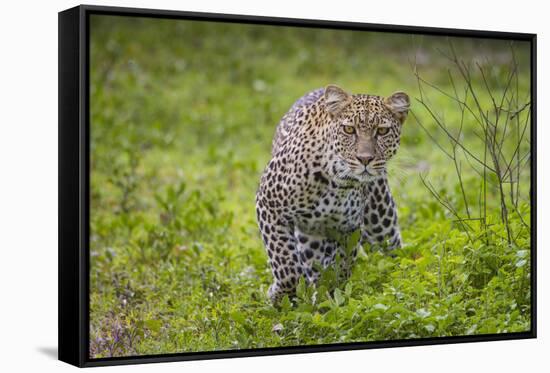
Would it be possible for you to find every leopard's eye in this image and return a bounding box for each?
[377,127,390,136]
[342,125,356,135]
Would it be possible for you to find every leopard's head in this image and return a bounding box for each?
[322,85,409,183]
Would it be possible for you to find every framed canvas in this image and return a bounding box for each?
[58,4,537,367]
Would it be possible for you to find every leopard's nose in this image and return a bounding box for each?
[356,153,375,166]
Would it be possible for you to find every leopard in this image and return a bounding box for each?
[255,84,410,304]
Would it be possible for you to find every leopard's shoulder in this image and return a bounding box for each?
[271,88,325,156]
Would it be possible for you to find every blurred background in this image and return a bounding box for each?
[89,15,531,358]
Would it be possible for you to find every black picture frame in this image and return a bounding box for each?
[59,4,537,368]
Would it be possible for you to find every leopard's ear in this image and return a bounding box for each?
[384,91,410,124]
[324,85,352,117]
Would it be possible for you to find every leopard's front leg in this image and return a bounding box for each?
[362,177,402,251]
[256,202,303,304]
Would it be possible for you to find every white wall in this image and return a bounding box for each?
[0,0,546,371]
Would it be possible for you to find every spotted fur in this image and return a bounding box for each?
[256,85,410,303]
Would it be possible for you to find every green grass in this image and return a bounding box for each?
[88,15,532,358]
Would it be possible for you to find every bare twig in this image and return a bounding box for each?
[412,41,531,246]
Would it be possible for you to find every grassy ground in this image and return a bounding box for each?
[88,15,532,358]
